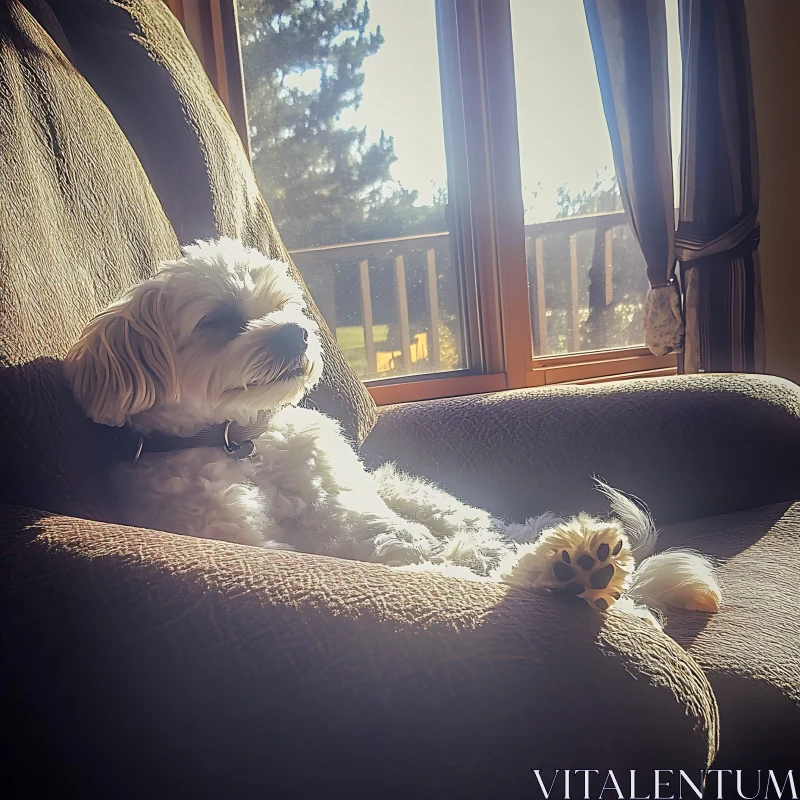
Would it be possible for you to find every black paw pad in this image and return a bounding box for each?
[595,598,609,610]
[561,550,571,564]
[611,591,621,600]
[589,563,615,590]
[553,562,574,582]
[577,554,595,571]
[597,543,610,562]
[612,540,623,556]
[564,582,584,595]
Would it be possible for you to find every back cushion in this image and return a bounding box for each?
[0,1,181,519]
[37,0,377,444]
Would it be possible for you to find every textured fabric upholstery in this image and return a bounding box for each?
[31,0,377,444]
[362,373,800,527]
[0,504,718,796]
[659,502,800,769]
[363,377,800,769]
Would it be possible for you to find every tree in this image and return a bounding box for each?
[556,174,622,218]
[238,0,445,249]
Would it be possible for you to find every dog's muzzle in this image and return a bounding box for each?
[271,323,308,361]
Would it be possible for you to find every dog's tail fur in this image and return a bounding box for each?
[596,480,722,613]
[627,549,721,612]
[595,479,659,559]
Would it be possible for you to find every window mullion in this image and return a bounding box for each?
[445,0,507,378]
[476,0,535,389]
[448,0,534,387]
[435,0,486,375]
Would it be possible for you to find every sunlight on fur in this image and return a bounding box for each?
[64,237,722,630]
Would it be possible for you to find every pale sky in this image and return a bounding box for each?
[286,0,683,223]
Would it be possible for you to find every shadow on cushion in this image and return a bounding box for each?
[660,502,800,769]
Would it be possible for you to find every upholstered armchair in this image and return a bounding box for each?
[1,2,797,795]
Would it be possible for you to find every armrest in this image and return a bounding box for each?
[0,504,717,796]
[360,374,800,526]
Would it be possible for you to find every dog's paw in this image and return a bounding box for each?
[549,540,627,610]
[499,514,635,611]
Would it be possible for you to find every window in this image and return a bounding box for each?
[511,0,683,357]
[171,0,682,403]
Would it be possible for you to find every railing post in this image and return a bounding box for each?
[588,223,613,313]
[394,254,412,371]
[569,232,580,352]
[295,262,337,335]
[358,259,376,376]
[530,236,548,355]
[425,248,441,370]
[604,227,614,305]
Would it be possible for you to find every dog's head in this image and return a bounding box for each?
[64,238,323,432]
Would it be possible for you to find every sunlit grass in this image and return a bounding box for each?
[336,324,390,351]
[336,324,390,377]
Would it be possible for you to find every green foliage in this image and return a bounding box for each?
[238,0,445,249]
[436,315,461,371]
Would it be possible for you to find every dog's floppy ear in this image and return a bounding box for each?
[64,282,180,427]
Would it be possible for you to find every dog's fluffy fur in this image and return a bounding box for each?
[64,238,721,627]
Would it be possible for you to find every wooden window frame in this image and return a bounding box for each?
[167,0,676,407]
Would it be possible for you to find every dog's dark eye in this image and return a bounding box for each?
[195,311,247,341]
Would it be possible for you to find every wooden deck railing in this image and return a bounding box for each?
[290,231,450,377]
[288,209,632,378]
[523,210,626,356]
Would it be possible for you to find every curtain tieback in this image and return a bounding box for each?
[644,282,683,357]
[644,209,760,357]
[675,208,760,265]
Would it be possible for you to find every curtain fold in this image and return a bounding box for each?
[585,0,763,371]
[677,0,764,373]
[584,0,682,357]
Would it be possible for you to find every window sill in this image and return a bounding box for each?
[527,346,677,386]
[367,347,677,405]
[368,372,507,406]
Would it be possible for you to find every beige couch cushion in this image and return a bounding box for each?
[0,1,179,368]
[362,374,800,526]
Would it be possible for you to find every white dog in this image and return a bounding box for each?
[64,238,721,627]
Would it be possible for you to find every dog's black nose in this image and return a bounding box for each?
[272,323,308,360]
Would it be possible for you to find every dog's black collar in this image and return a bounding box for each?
[122,415,273,464]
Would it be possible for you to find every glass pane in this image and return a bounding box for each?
[510,0,682,356]
[237,0,465,379]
